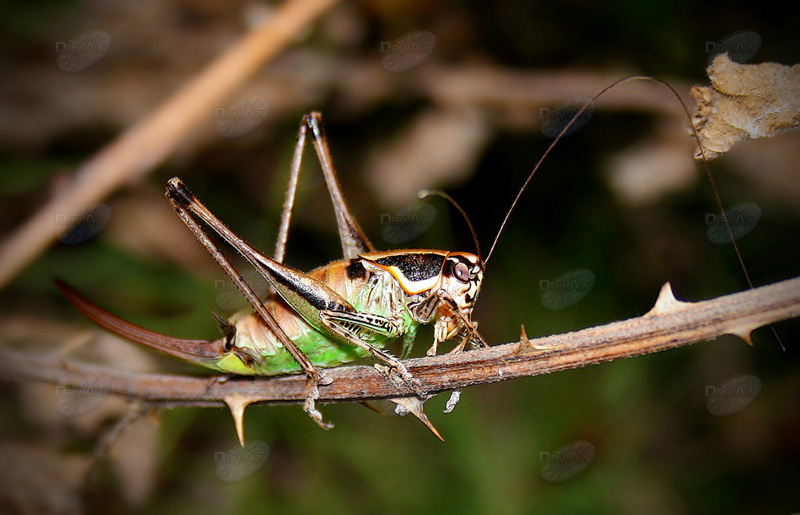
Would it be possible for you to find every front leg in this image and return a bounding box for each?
[409,294,458,356]
[426,291,488,356]
[319,310,423,396]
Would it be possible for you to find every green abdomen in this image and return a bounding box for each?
[219,261,418,376]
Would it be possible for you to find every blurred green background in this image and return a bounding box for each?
[1,0,798,513]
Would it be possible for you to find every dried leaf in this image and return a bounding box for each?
[691,54,800,158]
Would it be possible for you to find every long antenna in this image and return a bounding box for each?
[419,189,482,262]
[484,78,635,264]
[481,75,784,350]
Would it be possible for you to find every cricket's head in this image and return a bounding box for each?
[361,250,483,311]
[360,249,484,344]
[439,251,484,314]
[429,251,485,343]
[413,191,484,317]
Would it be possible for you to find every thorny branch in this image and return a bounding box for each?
[2,277,798,412]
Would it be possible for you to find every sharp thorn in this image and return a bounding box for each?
[647,282,689,316]
[223,394,253,446]
[390,396,445,442]
[726,325,756,347]
[515,324,539,353]
[518,324,532,351]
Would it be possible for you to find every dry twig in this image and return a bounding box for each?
[0,0,339,290]
[1,277,798,440]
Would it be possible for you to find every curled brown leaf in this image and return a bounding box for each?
[691,54,800,159]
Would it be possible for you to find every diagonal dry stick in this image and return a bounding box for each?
[2,277,798,405]
[0,0,339,290]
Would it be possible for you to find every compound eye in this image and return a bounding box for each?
[453,261,470,283]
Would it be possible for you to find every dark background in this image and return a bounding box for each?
[0,0,798,513]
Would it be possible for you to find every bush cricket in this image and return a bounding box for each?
[56,77,764,442]
[57,112,490,440]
